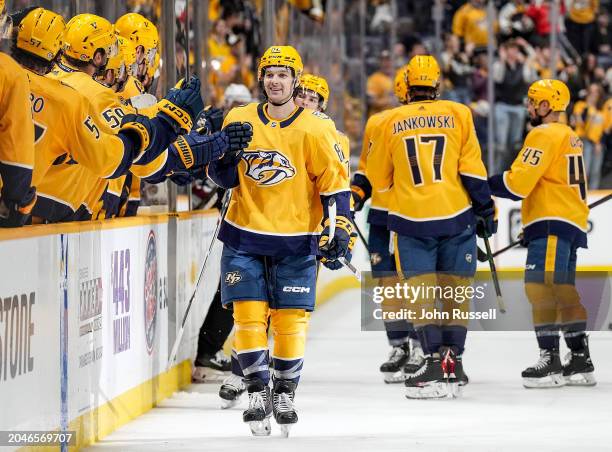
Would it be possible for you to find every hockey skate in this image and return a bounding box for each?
[402,339,425,376]
[405,353,449,399]
[219,373,246,409]
[522,348,566,388]
[272,379,298,438]
[192,350,231,383]
[563,337,596,386]
[242,379,273,436]
[380,342,409,383]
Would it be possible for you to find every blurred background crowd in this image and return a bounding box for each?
[4,0,612,214]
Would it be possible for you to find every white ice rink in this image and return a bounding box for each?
[86,289,612,452]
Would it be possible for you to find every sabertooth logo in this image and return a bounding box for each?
[225,271,242,286]
[242,150,296,186]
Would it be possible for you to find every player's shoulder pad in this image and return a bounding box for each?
[225,102,257,121]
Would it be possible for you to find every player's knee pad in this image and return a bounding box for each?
[270,308,309,359]
[554,284,587,324]
[525,282,557,325]
[233,300,269,352]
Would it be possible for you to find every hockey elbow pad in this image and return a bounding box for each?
[169,129,229,170]
[157,76,204,134]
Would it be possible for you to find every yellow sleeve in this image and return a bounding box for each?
[452,5,467,39]
[0,60,34,202]
[307,120,349,196]
[502,127,555,198]
[585,109,604,143]
[357,119,372,175]
[366,115,393,192]
[67,95,128,178]
[457,106,487,179]
[603,99,612,133]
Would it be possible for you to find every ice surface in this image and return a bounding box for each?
[86,289,612,451]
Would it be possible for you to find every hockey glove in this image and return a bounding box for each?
[197,106,225,133]
[350,174,372,212]
[0,188,36,228]
[351,186,366,212]
[318,215,354,260]
[475,201,498,239]
[157,76,204,134]
[224,121,253,154]
[169,128,228,170]
[321,230,357,270]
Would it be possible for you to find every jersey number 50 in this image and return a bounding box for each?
[403,134,446,186]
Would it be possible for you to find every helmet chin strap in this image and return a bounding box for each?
[530,104,552,127]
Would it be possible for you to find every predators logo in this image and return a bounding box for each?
[242,150,296,186]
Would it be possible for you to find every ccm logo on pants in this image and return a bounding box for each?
[282,286,311,293]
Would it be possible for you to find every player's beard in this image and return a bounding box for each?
[529,115,543,127]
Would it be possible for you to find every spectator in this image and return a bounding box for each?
[525,0,565,47]
[366,50,394,116]
[493,38,538,172]
[452,0,491,47]
[441,34,474,105]
[565,0,599,56]
[498,0,534,40]
[592,11,611,59]
[572,83,606,189]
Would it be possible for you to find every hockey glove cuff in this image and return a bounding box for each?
[318,215,353,260]
[351,185,366,212]
[157,76,204,133]
[475,201,498,238]
[0,188,36,228]
[169,129,229,170]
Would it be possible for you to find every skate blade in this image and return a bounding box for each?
[383,371,406,384]
[565,372,597,387]
[280,424,292,438]
[446,382,463,399]
[248,418,271,436]
[405,382,449,399]
[523,373,566,389]
[220,397,241,410]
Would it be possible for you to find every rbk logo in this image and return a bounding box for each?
[242,150,296,186]
[225,271,242,286]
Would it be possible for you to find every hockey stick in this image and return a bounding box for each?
[477,193,612,262]
[479,219,506,314]
[167,189,232,370]
[325,198,361,281]
[354,221,370,251]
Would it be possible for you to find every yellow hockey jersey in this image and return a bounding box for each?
[354,109,392,226]
[489,122,589,247]
[367,99,492,237]
[0,53,34,207]
[37,61,170,221]
[208,103,350,256]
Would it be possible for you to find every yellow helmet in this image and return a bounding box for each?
[257,45,303,81]
[298,73,330,110]
[115,13,159,66]
[406,55,440,88]
[15,8,65,62]
[105,35,137,76]
[63,14,117,62]
[394,65,409,103]
[528,79,570,112]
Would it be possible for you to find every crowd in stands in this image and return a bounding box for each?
[366,0,612,188]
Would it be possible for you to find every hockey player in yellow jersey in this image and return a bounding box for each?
[207,45,351,436]
[15,10,248,223]
[0,0,36,227]
[488,79,595,389]
[352,65,425,383]
[368,55,496,398]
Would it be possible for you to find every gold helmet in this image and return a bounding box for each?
[298,73,330,110]
[406,55,441,89]
[394,64,409,103]
[528,79,570,112]
[63,14,117,62]
[257,45,303,81]
[15,8,65,62]
[0,0,11,39]
[105,35,137,78]
[115,13,159,66]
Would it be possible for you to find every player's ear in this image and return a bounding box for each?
[539,100,551,114]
